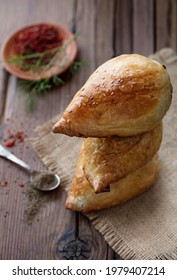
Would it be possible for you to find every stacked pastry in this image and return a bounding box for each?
[53,54,172,213]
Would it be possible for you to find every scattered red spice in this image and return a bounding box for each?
[15,24,63,55]
[15,131,25,142]
[3,130,25,148]
[4,139,15,147]
[18,182,24,188]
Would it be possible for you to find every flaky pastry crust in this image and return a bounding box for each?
[83,122,162,192]
[65,147,160,213]
[53,54,172,137]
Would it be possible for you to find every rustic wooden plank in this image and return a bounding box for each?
[0,0,31,124]
[0,0,78,260]
[0,0,30,41]
[0,70,9,122]
[94,0,114,65]
[132,0,155,55]
[0,3,32,259]
[114,0,132,55]
[155,0,177,52]
[24,0,75,24]
[114,0,155,56]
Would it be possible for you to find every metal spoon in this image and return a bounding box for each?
[0,144,60,191]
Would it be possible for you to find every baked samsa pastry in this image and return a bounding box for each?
[65,147,160,213]
[83,122,162,193]
[53,54,172,137]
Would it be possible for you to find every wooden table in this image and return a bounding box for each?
[0,0,176,260]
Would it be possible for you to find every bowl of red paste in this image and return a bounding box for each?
[1,22,77,80]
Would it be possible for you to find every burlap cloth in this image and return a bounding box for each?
[31,48,177,260]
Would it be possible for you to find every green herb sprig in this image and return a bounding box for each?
[19,75,64,111]
[69,60,88,75]
[19,60,88,111]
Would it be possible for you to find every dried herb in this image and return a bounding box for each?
[31,170,57,191]
[19,60,88,111]
[24,182,49,224]
[19,75,64,111]
[69,60,88,75]
[24,170,57,224]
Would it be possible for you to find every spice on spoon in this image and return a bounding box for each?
[31,170,57,191]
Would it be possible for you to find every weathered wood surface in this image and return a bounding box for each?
[0,0,176,260]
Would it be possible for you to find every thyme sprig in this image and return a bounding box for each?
[69,60,88,75]
[19,75,65,111]
[19,60,88,111]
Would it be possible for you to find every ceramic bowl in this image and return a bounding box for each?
[1,22,77,80]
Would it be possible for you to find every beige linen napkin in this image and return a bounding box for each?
[31,48,177,259]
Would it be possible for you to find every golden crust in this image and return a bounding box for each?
[53,54,172,137]
[65,147,160,213]
[83,123,162,192]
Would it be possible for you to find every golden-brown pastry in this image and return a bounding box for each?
[83,122,162,193]
[65,147,160,213]
[53,54,172,137]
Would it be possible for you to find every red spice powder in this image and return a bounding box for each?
[4,139,15,147]
[4,130,25,148]
[15,24,63,55]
